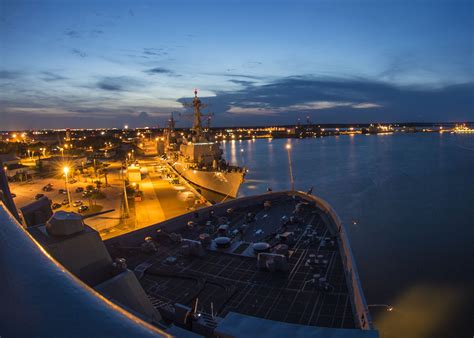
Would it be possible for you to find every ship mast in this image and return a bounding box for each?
[165,112,176,143]
[182,89,211,139]
[168,112,176,131]
[192,89,203,136]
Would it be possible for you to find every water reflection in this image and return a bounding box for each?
[374,284,467,338]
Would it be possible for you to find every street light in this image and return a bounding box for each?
[63,166,72,207]
[286,143,294,191]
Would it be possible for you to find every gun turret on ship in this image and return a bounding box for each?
[166,90,246,198]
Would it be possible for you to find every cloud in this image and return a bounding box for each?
[2,73,472,129]
[195,76,474,124]
[97,78,124,91]
[145,67,172,74]
[0,70,23,79]
[40,71,68,82]
[288,101,381,110]
[65,30,81,38]
[227,100,381,115]
[90,29,104,37]
[71,48,87,58]
[142,48,168,57]
[287,101,353,110]
[208,72,264,80]
[96,76,143,91]
[227,106,275,115]
[352,102,382,109]
[229,79,255,86]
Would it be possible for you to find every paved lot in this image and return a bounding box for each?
[9,158,208,239]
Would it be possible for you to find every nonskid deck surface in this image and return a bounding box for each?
[108,196,356,329]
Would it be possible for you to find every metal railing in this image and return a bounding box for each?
[307,194,374,330]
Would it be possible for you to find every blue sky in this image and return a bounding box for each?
[0,0,473,129]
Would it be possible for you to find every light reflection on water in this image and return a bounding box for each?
[222,133,474,337]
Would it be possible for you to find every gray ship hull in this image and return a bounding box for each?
[173,162,244,198]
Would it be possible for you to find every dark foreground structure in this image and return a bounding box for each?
[1,189,378,338]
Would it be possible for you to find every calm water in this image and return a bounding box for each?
[222,133,474,338]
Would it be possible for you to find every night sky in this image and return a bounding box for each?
[1,0,473,130]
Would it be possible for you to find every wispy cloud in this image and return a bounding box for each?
[40,71,68,82]
[96,76,143,91]
[229,79,255,86]
[65,30,81,38]
[287,101,353,110]
[227,100,381,115]
[145,67,172,74]
[227,106,276,115]
[0,70,23,79]
[352,102,382,109]
[90,29,104,37]
[288,101,381,110]
[71,48,87,58]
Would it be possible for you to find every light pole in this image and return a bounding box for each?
[63,166,72,207]
[286,144,294,191]
[123,179,130,218]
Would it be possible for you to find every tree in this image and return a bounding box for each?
[103,168,109,186]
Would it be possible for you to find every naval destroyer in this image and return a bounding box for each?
[165,90,245,199]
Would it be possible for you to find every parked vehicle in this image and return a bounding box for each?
[61,199,69,205]
[78,205,89,213]
[75,187,84,193]
[72,200,83,207]
[51,203,61,210]
[35,193,45,200]
[58,189,67,195]
[42,186,53,192]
